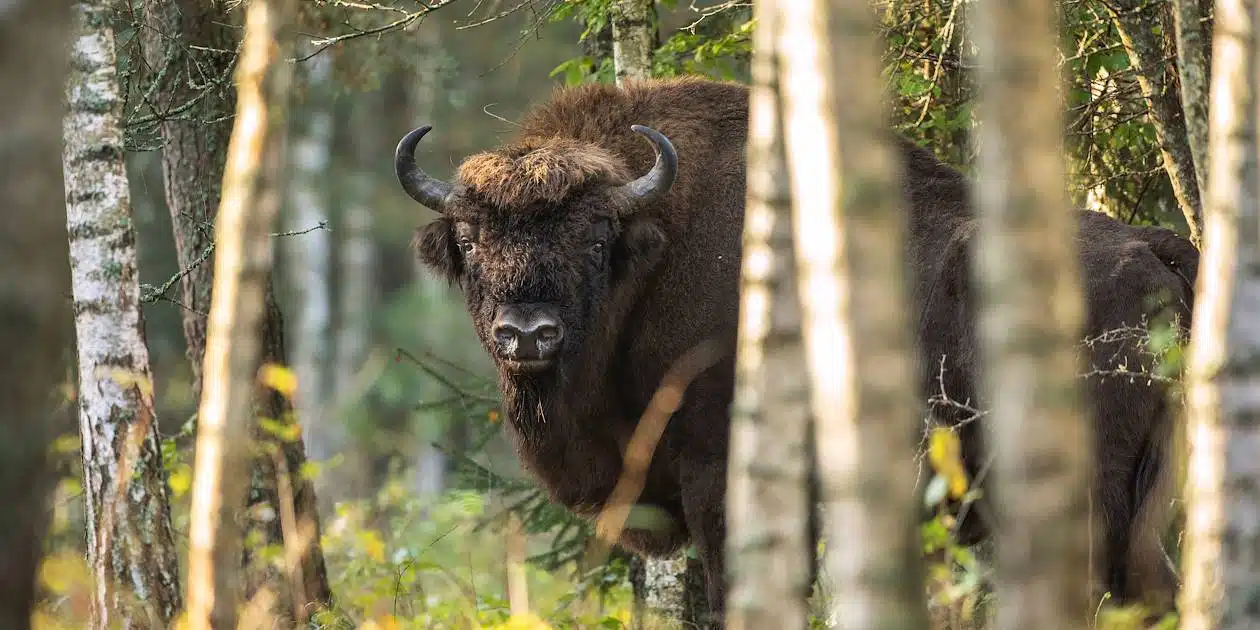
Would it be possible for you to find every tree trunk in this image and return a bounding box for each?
[971,0,1093,627]
[1173,0,1213,202]
[777,2,931,629]
[183,0,305,627]
[284,52,336,504]
[1180,1,1260,627]
[63,1,182,626]
[141,0,239,385]
[0,1,75,627]
[142,0,332,613]
[724,0,813,627]
[611,0,655,85]
[1106,0,1205,245]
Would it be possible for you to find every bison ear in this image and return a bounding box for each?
[412,218,462,283]
[613,219,667,283]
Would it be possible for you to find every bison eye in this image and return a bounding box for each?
[458,239,475,256]
[590,241,605,257]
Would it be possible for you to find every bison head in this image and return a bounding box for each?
[395,124,677,379]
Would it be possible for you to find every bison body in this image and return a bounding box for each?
[396,77,1193,620]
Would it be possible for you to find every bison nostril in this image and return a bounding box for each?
[536,324,562,344]
[493,323,521,347]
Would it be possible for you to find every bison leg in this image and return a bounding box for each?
[679,455,729,627]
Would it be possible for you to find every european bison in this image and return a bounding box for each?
[394,76,1194,619]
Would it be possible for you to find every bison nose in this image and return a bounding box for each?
[492,307,564,362]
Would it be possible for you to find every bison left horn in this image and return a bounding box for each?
[614,124,678,216]
[395,125,455,213]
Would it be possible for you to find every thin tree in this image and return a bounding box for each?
[971,0,1093,627]
[141,0,332,610]
[1180,0,1260,627]
[63,0,181,626]
[0,1,75,627]
[184,0,303,626]
[725,0,814,627]
[1173,0,1213,201]
[1104,0,1205,244]
[778,1,932,629]
[611,0,655,85]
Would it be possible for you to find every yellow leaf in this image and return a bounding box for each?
[168,463,192,498]
[38,551,89,595]
[51,433,80,455]
[359,530,386,563]
[95,366,154,399]
[927,428,969,499]
[359,614,401,630]
[489,613,553,630]
[258,363,298,398]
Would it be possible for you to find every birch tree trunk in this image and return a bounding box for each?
[1180,1,1260,626]
[63,1,181,626]
[725,0,813,627]
[972,0,1093,627]
[184,0,303,626]
[1173,0,1213,200]
[611,0,655,85]
[777,2,930,629]
[1106,0,1205,245]
[0,1,75,627]
[143,0,332,611]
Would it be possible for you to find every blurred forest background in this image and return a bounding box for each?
[23,0,1226,627]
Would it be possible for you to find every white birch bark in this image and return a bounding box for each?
[285,53,335,473]
[725,0,814,626]
[1180,0,1260,627]
[611,0,655,86]
[778,1,931,628]
[62,1,182,626]
[972,0,1093,627]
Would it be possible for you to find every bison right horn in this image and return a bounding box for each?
[614,124,678,216]
[395,125,455,213]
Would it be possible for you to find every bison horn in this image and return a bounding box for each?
[615,124,678,216]
[395,125,455,212]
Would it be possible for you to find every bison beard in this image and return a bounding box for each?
[396,77,1193,621]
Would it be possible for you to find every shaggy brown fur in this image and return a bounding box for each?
[457,138,632,210]
[401,76,1193,623]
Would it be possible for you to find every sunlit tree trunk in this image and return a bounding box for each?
[1180,1,1260,627]
[184,0,304,626]
[611,0,655,85]
[1105,0,1205,245]
[778,2,931,629]
[143,0,331,612]
[0,1,75,627]
[1173,0,1213,200]
[62,1,181,626]
[972,0,1093,627]
[725,0,813,627]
